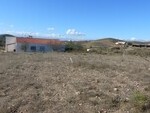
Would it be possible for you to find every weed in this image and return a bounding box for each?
[131,91,150,112]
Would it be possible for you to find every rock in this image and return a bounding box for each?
[142,102,150,111]
[78,103,82,106]
[126,89,130,92]
[75,91,80,95]
[124,97,130,102]
[99,109,107,113]
[114,88,119,91]
[96,79,100,83]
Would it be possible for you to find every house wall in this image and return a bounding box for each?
[17,43,53,52]
[5,37,17,52]
[51,45,65,52]
[5,37,64,52]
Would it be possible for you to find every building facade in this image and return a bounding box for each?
[5,36,65,52]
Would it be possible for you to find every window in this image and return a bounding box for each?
[30,46,36,52]
[40,46,45,52]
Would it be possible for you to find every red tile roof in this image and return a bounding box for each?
[16,37,62,45]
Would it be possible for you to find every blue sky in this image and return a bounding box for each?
[0,0,150,41]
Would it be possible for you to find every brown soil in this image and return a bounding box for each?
[0,52,150,113]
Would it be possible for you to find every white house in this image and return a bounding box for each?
[5,36,65,52]
[115,41,126,45]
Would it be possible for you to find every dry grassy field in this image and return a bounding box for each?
[0,52,150,113]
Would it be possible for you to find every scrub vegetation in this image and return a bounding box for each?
[0,52,150,113]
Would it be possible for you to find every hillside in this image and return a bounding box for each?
[81,38,124,48]
[76,38,150,49]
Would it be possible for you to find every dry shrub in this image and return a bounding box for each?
[110,95,122,108]
[126,48,150,57]
[73,61,115,71]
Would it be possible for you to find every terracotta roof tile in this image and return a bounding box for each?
[16,37,62,45]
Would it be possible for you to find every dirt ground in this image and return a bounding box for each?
[0,52,150,113]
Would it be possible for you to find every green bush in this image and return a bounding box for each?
[65,41,84,52]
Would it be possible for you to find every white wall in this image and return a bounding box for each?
[5,37,17,52]
[5,37,63,52]
[17,43,53,52]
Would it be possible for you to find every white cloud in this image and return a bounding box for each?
[3,30,62,38]
[130,37,136,41]
[44,33,61,38]
[4,30,40,37]
[47,27,55,31]
[66,29,85,36]
[17,32,61,38]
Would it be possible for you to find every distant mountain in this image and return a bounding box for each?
[77,38,150,48]
[0,34,14,47]
[97,38,123,42]
[81,38,125,48]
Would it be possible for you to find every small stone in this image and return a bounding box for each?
[99,109,104,113]
[124,97,130,102]
[99,109,107,113]
[114,88,119,91]
[96,79,100,83]
[63,83,66,87]
[75,91,80,95]
[126,89,130,92]
[79,103,82,106]
[142,102,150,111]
